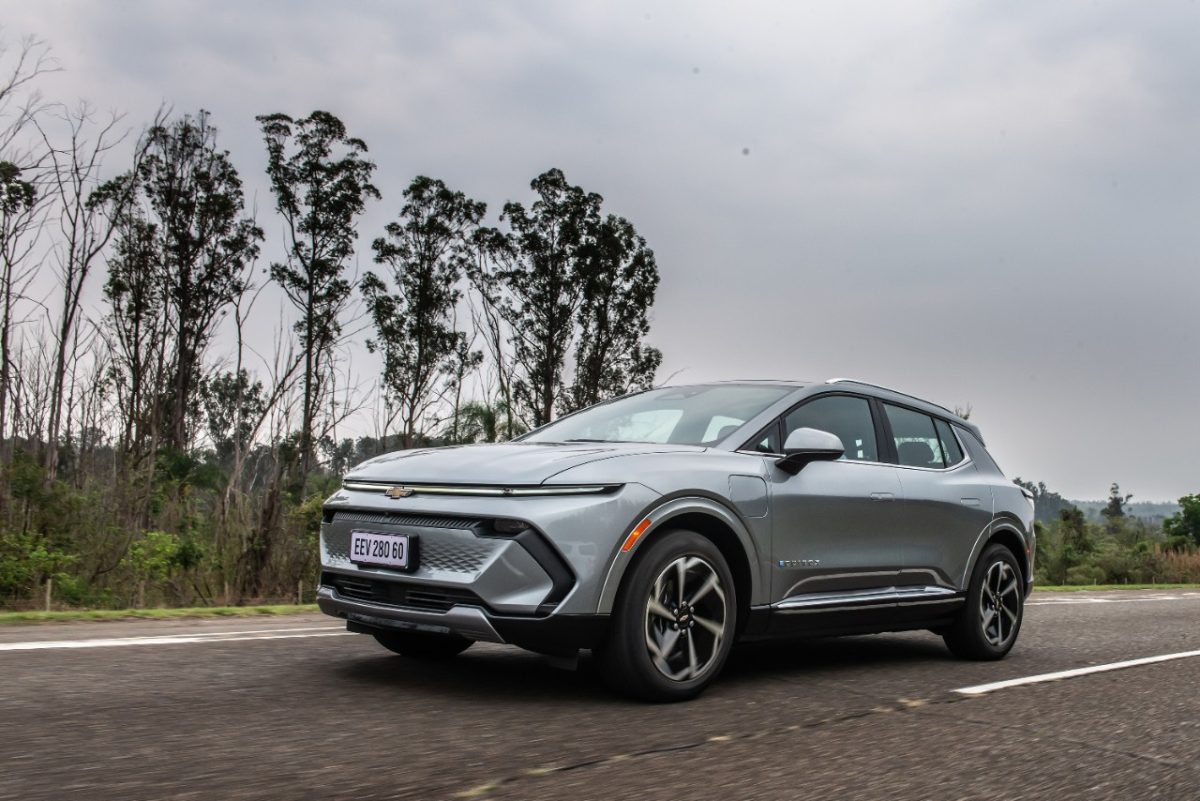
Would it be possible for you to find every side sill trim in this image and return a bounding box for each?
[774,585,963,613]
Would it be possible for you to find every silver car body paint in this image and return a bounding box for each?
[317,380,1034,654]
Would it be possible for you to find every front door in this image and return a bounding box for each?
[767,394,904,604]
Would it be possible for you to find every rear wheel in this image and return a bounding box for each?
[943,543,1024,660]
[373,630,473,659]
[599,530,736,702]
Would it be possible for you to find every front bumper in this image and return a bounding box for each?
[316,585,608,653]
[317,482,658,652]
[317,585,504,642]
[319,482,660,616]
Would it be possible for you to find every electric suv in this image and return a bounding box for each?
[317,379,1035,701]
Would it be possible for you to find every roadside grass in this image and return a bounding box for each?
[0,604,318,626]
[1034,583,1200,592]
[5,584,1200,625]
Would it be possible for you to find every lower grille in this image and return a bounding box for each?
[321,515,498,575]
[323,572,485,613]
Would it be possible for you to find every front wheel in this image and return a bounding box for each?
[943,543,1024,660]
[599,530,736,702]
[373,630,473,659]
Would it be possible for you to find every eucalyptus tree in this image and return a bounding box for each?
[202,369,266,462]
[37,104,138,478]
[487,168,601,427]
[363,176,484,448]
[258,110,378,486]
[465,228,520,439]
[99,110,262,456]
[565,213,662,412]
[102,212,168,462]
[0,37,53,466]
[0,158,40,465]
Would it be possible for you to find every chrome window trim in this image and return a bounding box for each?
[891,455,975,474]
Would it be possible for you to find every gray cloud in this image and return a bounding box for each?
[5,0,1198,499]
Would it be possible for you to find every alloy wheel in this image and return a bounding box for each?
[979,560,1021,648]
[644,555,728,681]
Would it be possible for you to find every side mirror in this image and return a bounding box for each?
[776,427,845,475]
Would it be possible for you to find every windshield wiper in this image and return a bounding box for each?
[563,438,613,443]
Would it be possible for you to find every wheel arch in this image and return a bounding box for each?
[977,524,1032,590]
[596,496,762,634]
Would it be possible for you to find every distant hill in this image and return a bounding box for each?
[1068,500,1180,524]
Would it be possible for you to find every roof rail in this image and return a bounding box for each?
[825,377,959,418]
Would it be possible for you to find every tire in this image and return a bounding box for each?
[373,630,473,659]
[943,543,1024,660]
[599,529,737,702]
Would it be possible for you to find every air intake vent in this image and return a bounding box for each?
[323,573,486,613]
[330,511,481,530]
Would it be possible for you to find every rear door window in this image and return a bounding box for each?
[883,403,946,469]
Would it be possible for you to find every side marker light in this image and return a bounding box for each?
[621,519,653,552]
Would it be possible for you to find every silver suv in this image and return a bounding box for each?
[317,379,1034,700]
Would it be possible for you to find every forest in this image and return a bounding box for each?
[0,37,661,608]
[2,36,1198,612]
[1017,481,1200,586]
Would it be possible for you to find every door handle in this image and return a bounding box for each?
[869,492,895,502]
[960,497,982,507]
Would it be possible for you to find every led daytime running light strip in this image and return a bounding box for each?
[341,481,617,497]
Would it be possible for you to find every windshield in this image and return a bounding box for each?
[521,385,794,446]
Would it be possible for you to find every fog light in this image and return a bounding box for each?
[493,518,529,535]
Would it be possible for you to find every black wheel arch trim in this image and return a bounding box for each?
[978,524,1032,592]
[596,491,764,626]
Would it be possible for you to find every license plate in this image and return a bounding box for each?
[350,530,415,570]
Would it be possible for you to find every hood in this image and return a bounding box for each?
[343,442,705,486]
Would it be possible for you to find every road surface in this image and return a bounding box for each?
[3,589,1199,800]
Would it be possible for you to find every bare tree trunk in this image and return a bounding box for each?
[37,104,132,480]
[0,35,54,470]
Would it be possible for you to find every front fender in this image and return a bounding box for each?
[595,495,765,614]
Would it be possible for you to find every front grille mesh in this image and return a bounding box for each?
[324,572,485,612]
[323,511,497,574]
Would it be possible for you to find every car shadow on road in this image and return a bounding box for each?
[732,632,950,670]
[329,630,954,703]
[332,643,615,702]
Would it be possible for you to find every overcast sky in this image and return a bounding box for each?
[5,1,1198,500]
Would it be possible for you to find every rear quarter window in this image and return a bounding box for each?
[935,418,966,466]
[956,427,1002,473]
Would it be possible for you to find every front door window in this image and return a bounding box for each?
[783,395,878,462]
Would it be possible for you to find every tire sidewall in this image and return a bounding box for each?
[608,530,737,701]
[964,544,1024,658]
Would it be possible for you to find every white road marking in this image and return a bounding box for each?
[0,627,350,652]
[954,649,1200,696]
[1028,593,1200,606]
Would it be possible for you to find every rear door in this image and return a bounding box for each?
[879,403,994,591]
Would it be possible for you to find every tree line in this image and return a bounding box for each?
[0,37,662,608]
[1016,479,1200,586]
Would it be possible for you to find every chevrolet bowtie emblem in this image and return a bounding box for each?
[384,486,414,499]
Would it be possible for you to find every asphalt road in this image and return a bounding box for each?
[3,590,1200,801]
